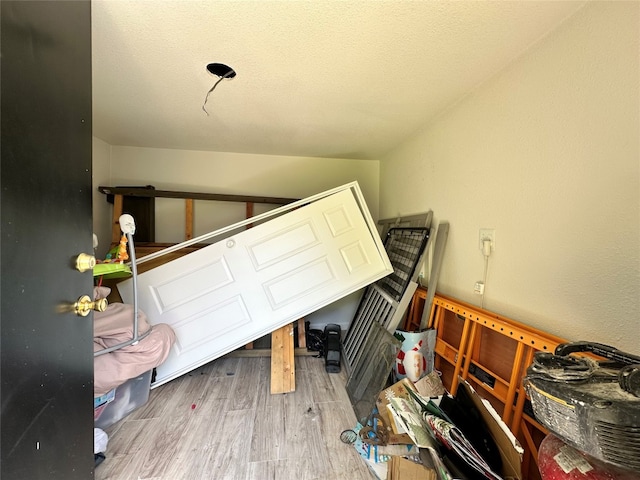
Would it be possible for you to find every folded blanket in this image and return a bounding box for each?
[94,301,152,340]
[93,296,176,397]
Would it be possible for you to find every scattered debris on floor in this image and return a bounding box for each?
[344,371,523,480]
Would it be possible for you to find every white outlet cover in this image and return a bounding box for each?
[479,228,495,250]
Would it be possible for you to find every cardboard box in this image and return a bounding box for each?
[458,378,523,480]
[386,456,436,480]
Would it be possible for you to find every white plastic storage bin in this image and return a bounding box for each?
[94,370,152,429]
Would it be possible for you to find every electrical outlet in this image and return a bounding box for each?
[479,228,495,251]
[474,281,485,295]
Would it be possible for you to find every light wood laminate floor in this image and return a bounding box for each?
[95,355,374,480]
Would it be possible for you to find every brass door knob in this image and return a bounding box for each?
[73,295,108,317]
[76,253,96,272]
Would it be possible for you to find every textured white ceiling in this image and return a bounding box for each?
[92,0,586,160]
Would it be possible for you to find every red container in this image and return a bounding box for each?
[538,434,639,480]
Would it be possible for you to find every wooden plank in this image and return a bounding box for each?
[284,324,295,392]
[185,199,194,240]
[270,324,295,394]
[224,347,315,358]
[270,327,285,394]
[503,342,525,425]
[519,421,539,466]
[297,318,306,349]
[511,346,536,435]
[98,185,298,205]
[111,194,124,245]
[450,316,472,395]
[245,201,254,230]
[461,322,479,380]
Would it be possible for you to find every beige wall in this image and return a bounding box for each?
[92,136,112,259]
[380,2,640,352]
[105,146,379,244]
[93,146,380,330]
[93,2,639,348]
[93,146,380,248]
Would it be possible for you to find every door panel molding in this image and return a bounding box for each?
[119,184,391,388]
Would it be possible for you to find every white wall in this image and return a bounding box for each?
[96,146,381,330]
[107,146,379,243]
[92,136,112,259]
[380,2,640,353]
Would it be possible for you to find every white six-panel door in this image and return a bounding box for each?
[118,188,391,387]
